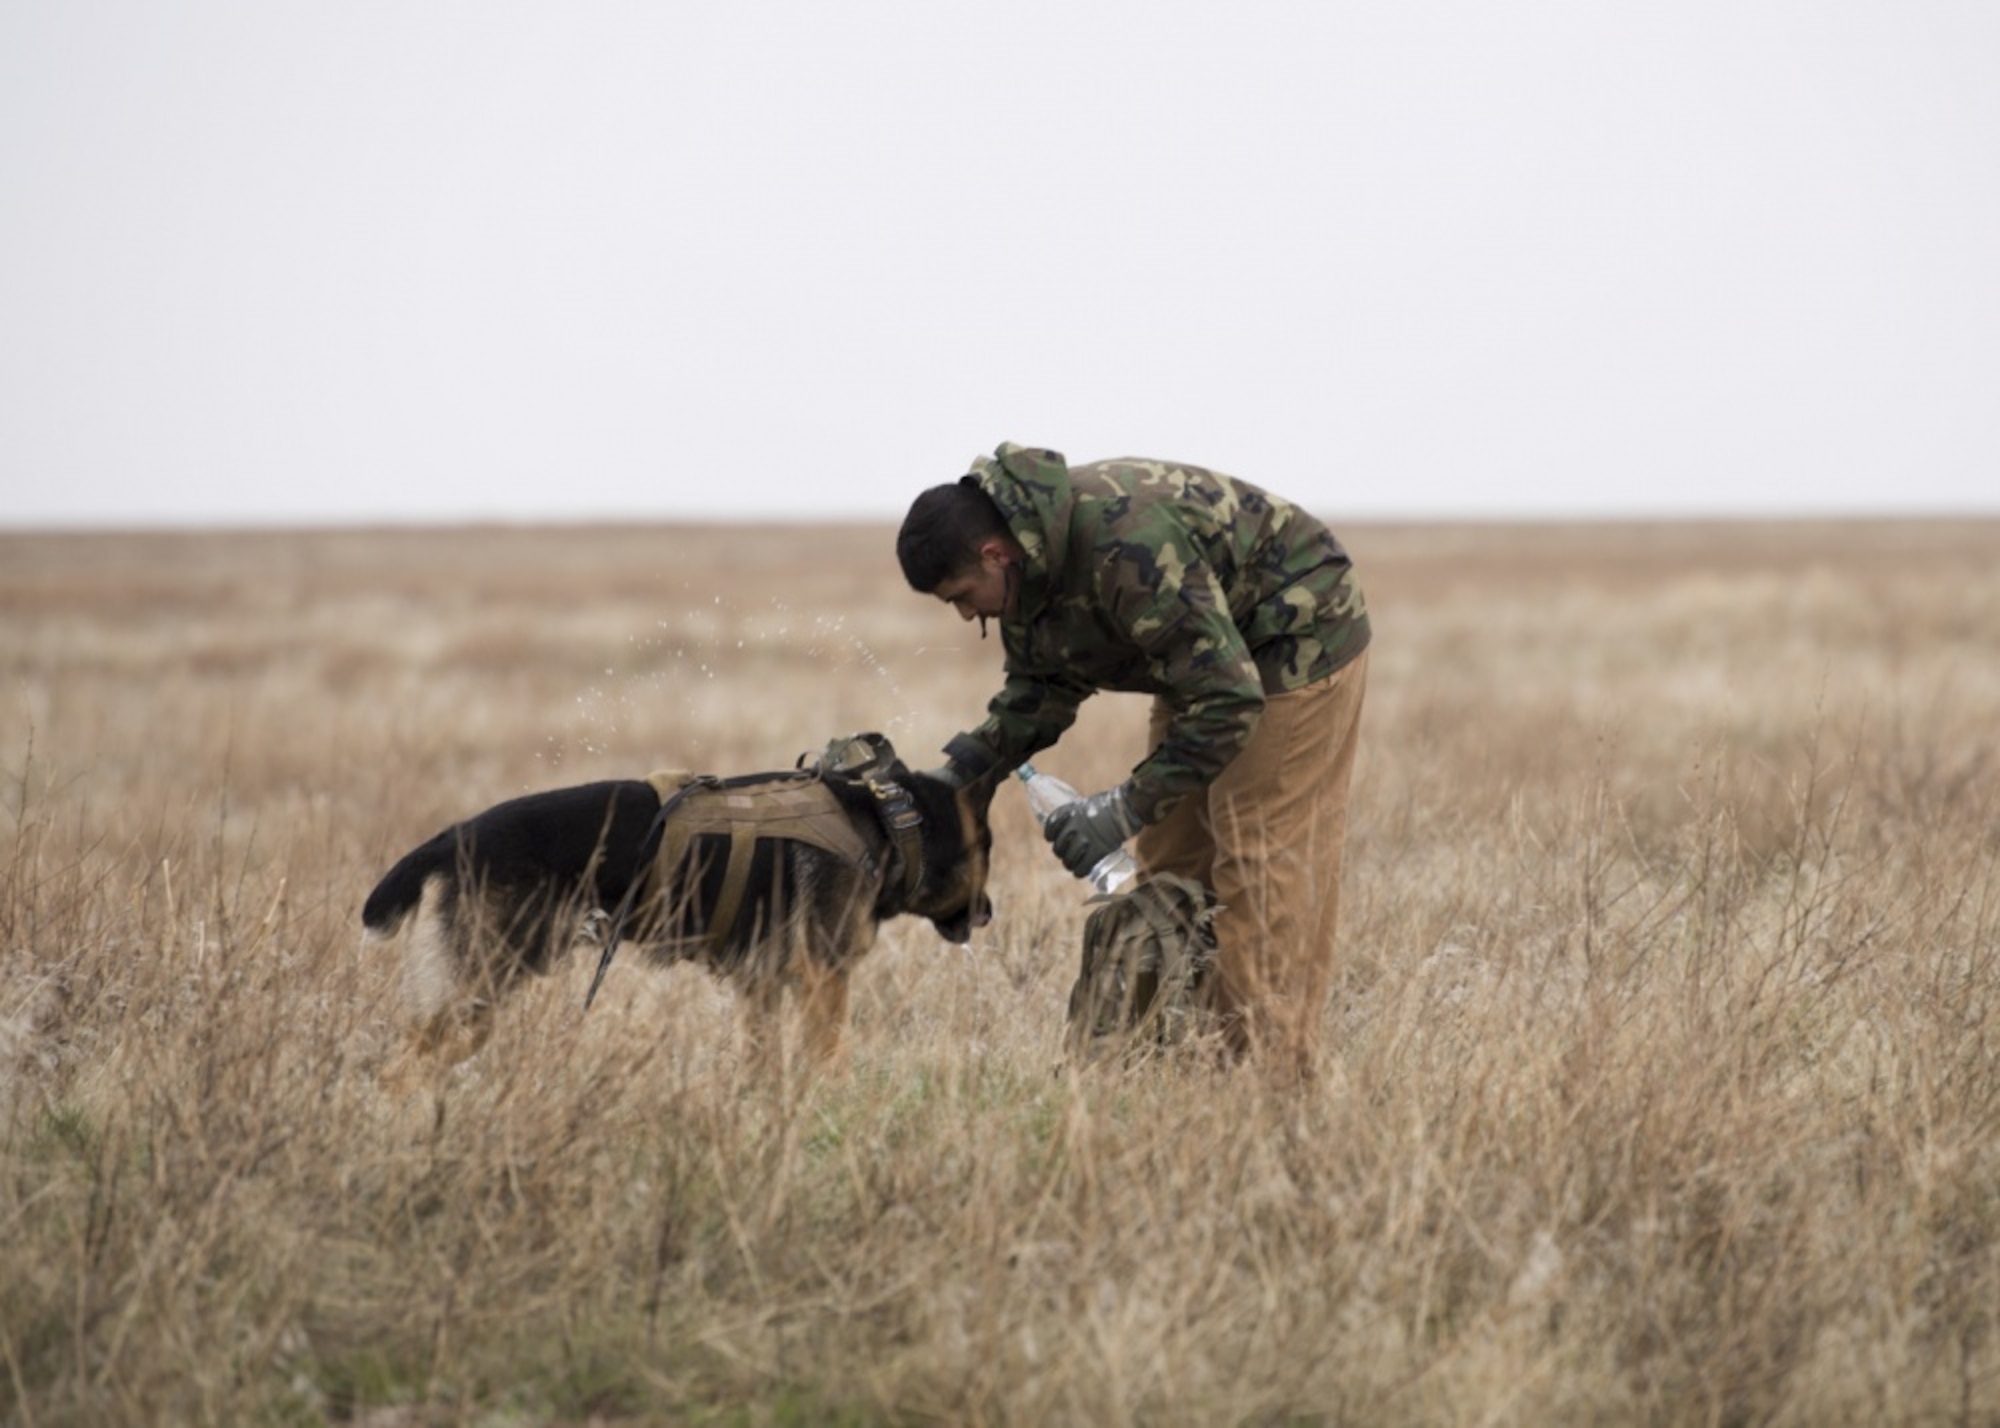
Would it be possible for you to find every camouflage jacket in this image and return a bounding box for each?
[962,442,1370,825]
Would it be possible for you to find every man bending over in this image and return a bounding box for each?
[897,442,1371,1080]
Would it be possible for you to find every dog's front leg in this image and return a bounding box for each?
[796,963,852,1072]
[738,973,787,1082]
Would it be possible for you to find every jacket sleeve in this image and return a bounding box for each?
[1112,558,1266,825]
[967,666,1092,776]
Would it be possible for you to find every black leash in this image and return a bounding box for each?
[583,776,714,1010]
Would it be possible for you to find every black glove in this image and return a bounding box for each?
[923,732,998,791]
[1043,785,1139,879]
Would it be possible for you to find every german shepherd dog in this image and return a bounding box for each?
[362,738,996,1082]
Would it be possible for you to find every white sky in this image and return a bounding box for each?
[2,1,1996,527]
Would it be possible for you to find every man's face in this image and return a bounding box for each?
[931,542,1017,622]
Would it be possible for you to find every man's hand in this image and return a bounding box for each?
[923,733,997,791]
[1043,785,1139,879]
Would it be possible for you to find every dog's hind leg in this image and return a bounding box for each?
[424,999,497,1064]
[378,874,510,1093]
[377,876,457,1093]
[380,999,497,1094]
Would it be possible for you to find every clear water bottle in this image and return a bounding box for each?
[1016,763,1139,895]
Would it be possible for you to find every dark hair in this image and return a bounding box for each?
[896,477,1010,592]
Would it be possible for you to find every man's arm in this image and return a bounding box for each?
[1038,570,1264,877]
[964,667,1092,777]
[1120,578,1266,825]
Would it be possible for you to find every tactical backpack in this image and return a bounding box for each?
[1066,872,1219,1063]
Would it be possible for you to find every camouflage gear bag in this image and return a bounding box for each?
[1066,873,1219,1062]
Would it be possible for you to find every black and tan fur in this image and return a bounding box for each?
[362,754,996,1082]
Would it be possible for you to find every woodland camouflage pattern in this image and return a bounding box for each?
[962,442,1370,825]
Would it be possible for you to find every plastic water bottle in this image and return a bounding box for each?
[1016,763,1139,895]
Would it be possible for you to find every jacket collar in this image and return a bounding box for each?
[970,441,1075,632]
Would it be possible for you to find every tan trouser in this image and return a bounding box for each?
[1134,649,1369,1078]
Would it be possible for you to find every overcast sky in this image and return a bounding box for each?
[2,1,1995,527]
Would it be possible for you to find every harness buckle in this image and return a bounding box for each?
[868,777,923,831]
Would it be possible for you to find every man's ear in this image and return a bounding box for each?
[981,536,1026,573]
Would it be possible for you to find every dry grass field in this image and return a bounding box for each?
[3,517,1998,1426]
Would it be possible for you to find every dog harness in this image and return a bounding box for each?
[585,760,926,1008]
[646,770,923,940]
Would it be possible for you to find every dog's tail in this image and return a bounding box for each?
[361,838,445,938]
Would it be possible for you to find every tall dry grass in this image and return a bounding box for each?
[2,517,1997,1425]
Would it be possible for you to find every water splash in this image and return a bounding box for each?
[538,592,924,770]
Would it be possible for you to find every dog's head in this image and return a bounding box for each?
[898,761,998,944]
